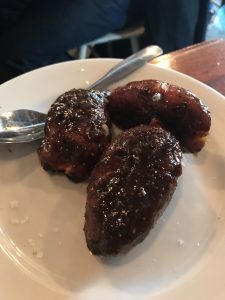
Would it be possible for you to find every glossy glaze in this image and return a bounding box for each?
[84,123,182,255]
[38,89,111,181]
[108,79,211,152]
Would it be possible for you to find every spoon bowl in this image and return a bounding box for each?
[0,109,46,142]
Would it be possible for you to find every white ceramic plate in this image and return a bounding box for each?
[0,59,225,300]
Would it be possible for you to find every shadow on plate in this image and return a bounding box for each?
[185,149,225,190]
[0,140,41,160]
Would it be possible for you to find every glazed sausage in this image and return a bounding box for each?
[84,123,182,255]
[108,80,211,152]
[38,89,111,181]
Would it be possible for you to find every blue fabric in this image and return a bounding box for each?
[0,0,209,83]
[0,0,129,82]
[141,0,209,52]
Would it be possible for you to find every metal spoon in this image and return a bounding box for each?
[0,110,46,143]
[0,45,162,143]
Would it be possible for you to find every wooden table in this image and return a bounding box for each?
[151,39,225,97]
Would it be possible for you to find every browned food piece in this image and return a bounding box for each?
[108,79,211,152]
[84,123,182,255]
[37,89,111,181]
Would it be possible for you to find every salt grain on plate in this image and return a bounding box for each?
[177,239,184,247]
[53,227,60,233]
[27,239,36,247]
[20,216,29,224]
[9,200,19,209]
[10,218,20,225]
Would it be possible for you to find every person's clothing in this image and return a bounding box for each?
[0,0,209,84]
[140,0,210,53]
[0,0,129,83]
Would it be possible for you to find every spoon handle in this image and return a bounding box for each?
[88,45,163,90]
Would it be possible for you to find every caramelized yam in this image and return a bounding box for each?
[84,124,182,255]
[108,79,211,152]
[38,89,111,181]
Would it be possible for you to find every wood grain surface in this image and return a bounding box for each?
[151,39,225,97]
